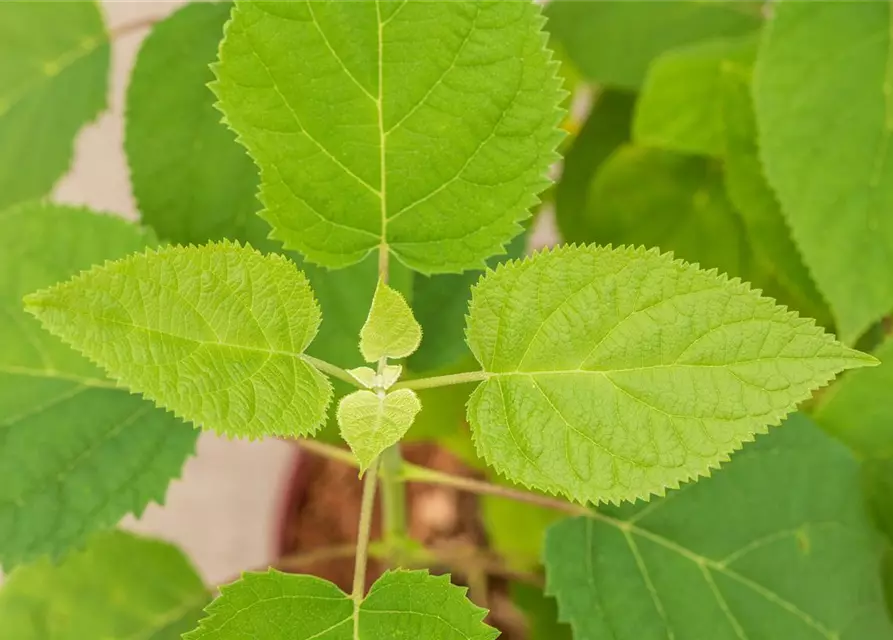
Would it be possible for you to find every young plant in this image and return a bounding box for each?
[2,1,893,638]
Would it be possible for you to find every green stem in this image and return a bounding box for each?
[302,354,362,388]
[379,445,408,553]
[391,369,490,391]
[352,459,380,606]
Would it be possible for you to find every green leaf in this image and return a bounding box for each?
[0,1,109,210]
[465,244,872,503]
[410,229,527,373]
[753,1,893,344]
[360,279,421,362]
[814,339,893,459]
[717,46,830,327]
[0,202,196,568]
[554,89,635,243]
[338,388,421,472]
[634,36,756,157]
[544,1,761,90]
[347,365,402,391]
[212,1,564,273]
[0,530,208,639]
[510,584,572,640]
[24,241,332,440]
[125,2,266,248]
[544,415,893,639]
[574,145,751,283]
[184,569,498,640]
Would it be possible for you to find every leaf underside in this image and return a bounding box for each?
[212,0,565,273]
[184,569,498,640]
[0,202,196,568]
[0,530,208,640]
[544,415,893,639]
[465,244,872,504]
[24,241,332,440]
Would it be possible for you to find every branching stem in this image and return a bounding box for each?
[302,354,362,388]
[352,458,380,606]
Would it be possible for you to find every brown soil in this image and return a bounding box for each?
[277,441,528,638]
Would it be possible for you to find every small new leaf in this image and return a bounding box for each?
[347,365,403,390]
[338,388,422,472]
[465,244,874,504]
[24,241,333,439]
[360,280,422,363]
[0,530,208,639]
[184,569,498,640]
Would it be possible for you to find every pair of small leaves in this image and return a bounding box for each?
[28,241,870,504]
[0,202,196,569]
[184,569,497,640]
[544,415,893,639]
[0,530,208,639]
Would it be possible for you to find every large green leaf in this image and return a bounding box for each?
[0,530,208,639]
[814,339,893,459]
[184,569,497,639]
[125,2,265,248]
[212,1,564,273]
[0,202,196,568]
[553,89,635,244]
[25,242,332,440]
[634,37,756,157]
[754,1,893,344]
[544,415,893,639]
[0,1,109,210]
[465,244,872,503]
[544,1,761,90]
[717,43,830,327]
[576,145,750,282]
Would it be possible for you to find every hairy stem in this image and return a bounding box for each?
[302,354,362,388]
[352,459,380,606]
[379,445,408,551]
[391,369,490,391]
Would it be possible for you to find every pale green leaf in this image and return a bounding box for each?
[0,530,208,639]
[634,36,756,157]
[212,1,564,273]
[717,46,830,327]
[544,415,893,639]
[511,584,571,640]
[544,1,761,90]
[554,89,635,243]
[753,1,893,344]
[125,2,263,247]
[814,339,893,459]
[338,388,421,472]
[360,279,421,363]
[24,241,332,439]
[0,202,196,568]
[0,1,109,210]
[410,229,526,373]
[184,569,498,640]
[465,244,873,503]
[347,365,402,391]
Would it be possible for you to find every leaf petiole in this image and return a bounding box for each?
[391,370,490,391]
